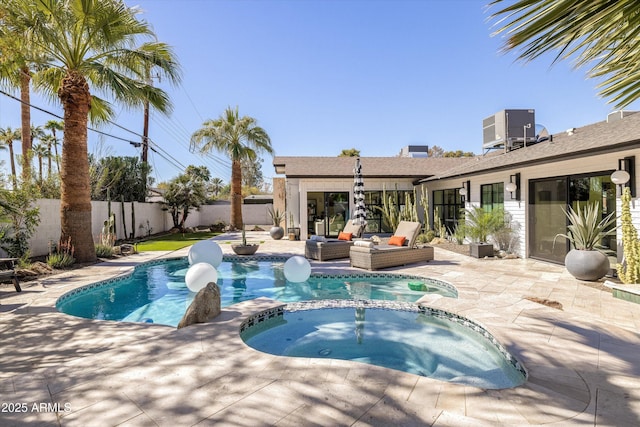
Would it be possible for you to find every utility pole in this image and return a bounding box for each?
[141,70,159,164]
[142,97,149,163]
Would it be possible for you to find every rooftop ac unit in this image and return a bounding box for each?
[483,109,536,151]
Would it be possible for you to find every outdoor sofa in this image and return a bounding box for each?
[305,221,365,261]
[349,221,434,270]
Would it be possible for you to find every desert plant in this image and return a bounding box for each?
[492,212,521,253]
[452,219,466,245]
[419,185,430,231]
[100,214,116,246]
[464,206,505,243]
[47,237,76,268]
[553,202,617,252]
[433,207,447,238]
[616,187,640,284]
[374,185,419,231]
[416,233,431,244]
[267,207,285,226]
[95,244,115,258]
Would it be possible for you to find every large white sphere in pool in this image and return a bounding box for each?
[284,256,311,283]
[188,240,223,267]
[185,262,218,292]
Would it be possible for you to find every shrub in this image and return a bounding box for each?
[47,252,75,268]
[95,244,115,258]
[46,237,75,268]
[492,212,521,253]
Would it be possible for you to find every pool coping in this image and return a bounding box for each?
[2,239,639,425]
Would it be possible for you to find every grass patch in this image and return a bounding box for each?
[136,232,220,251]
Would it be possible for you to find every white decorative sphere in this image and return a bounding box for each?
[284,256,311,283]
[188,240,223,267]
[185,262,218,292]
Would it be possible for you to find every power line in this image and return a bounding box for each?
[0,88,188,172]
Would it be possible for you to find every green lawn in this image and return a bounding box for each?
[135,232,220,251]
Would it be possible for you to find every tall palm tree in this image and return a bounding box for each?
[490,0,640,108]
[0,126,20,189]
[14,0,181,262]
[191,107,273,229]
[44,120,63,173]
[32,142,48,183]
[0,3,46,182]
[210,177,224,197]
[40,134,55,177]
[28,124,45,180]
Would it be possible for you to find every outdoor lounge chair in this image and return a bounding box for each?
[305,221,365,261]
[349,221,434,270]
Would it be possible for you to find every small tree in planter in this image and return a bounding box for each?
[616,187,640,284]
[232,226,259,255]
[464,206,503,257]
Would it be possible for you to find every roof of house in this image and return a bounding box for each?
[422,111,640,181]
[272,156,471,179]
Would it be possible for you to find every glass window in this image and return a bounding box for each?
[432,188,464,234]
[481,183,504,211]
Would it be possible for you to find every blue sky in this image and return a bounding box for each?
[0,0,636,185]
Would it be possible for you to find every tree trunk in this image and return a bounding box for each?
[8,142,16,190]
[131,201,135,239]
[58,70,96,263]
[230,159,243,229]
[20,67,31,182]
[121,197,127,240]
[52,129,60,173]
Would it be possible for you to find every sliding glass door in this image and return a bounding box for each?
[529,173,616,264]
[306,192,350,237]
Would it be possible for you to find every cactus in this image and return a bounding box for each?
[616,187,640,284]
[374,184,419,231]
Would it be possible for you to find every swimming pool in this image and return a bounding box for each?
[56,256,457,327]
[241,300,526,389]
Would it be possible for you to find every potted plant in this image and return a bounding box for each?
[267,207,285,240]
[287,212,300,240]
[232,226,259,255]
[554,202,617,281]
[464,206,503,258]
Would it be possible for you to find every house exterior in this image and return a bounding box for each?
[273,111,640,266]
[272,156,470,239]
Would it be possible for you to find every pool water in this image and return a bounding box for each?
[56,258,456,327]
[241,304,526,389]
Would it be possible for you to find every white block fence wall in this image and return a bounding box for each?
[24,199,274,257]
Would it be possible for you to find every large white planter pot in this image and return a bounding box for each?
[564,249,610,281]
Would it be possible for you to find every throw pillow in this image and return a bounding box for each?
[388,235,406,246]
[338,232,353,241]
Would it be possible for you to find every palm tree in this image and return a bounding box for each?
[40,134,55,177]
[210,177,224,197]
[490,0,640,108]
[14,0,181,262]
[0,126,20,189]
[32,142,48,183]
[0,3,46,182]
[28,124,45,181]
[191,107,273,229]
[44,120,63,173]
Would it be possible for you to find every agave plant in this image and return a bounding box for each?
[554,203,617,251]
[267,207,285,226]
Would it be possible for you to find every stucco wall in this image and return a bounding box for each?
[23,200,273,257]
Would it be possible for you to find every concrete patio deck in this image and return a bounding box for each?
[1,231,639,426]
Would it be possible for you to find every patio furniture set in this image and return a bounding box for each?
[305,221,434,270]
